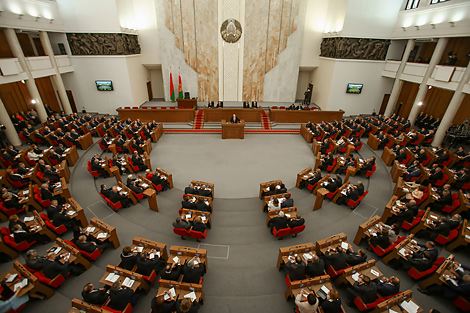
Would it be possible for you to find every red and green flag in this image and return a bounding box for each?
[170,73,175,101]
[178,74,183,99]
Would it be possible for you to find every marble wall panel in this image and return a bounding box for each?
[289,0,299,36]
[164,0,174,33]
[265,0,282,73]
[181,0,197,71]
[172,0,184,52]
[279,0,291,53]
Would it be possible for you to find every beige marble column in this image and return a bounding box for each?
[0,98,21,147]
[39,31,73,115]
[4,28,48,122]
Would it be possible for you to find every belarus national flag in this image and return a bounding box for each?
[178,74,183,99]
[170,73,175,101]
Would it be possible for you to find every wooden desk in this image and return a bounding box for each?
[410,209,441,235]
[204,108,263,122]
[267,207,297,227]
[370,290,422,313]
[315,233,349,255]
[314,153,321,171]
[181,209,211,228]
[314,188,328,211]
[446,219,469,252]
[296,167,313,188]
[69,299,114,313]
[157,279,204,303]
[419,254,455,289]
[66,197,88,227]
[263,193,291,212]
[221,120,244,139]
[191,180,214,198]
[156,168,174,189]
[78,132,93,150]
[185,194,213,212]
[62,145,79,167]
[48,238,92,270]
[269,108,344,123]
[390,161,406,183]
[1,261,54,298]
[312,139,321,156]
[56,160,71,183]
[260,180,283,198]
[131,236,168,261]
[53,177,71,200]
[354,215,382,245]
[382,234,415,265]
[99,265,149,293]
[27,211,57,241]
[335,260,383,286]
[367,134,380,150]
[117,108,196,123]
[143,188,158,212]
[300,124,314,143]
[381,146,396,166]
[169,246,208,270]
[177,98,197,109]
[89,217,120,249]
[277,242,315,270]
[286,274,334,301]
[313,174,331,194]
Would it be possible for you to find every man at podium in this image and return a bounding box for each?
[230,114,240,123]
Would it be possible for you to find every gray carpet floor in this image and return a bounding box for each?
[0,133,467,313]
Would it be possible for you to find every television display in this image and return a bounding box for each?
[96,80,113,91]
[346,83,363,94]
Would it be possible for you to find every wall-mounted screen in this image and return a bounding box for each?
[96,80,113,91]
[346,83,363,94]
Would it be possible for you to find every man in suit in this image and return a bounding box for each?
[100,184,112,198]
[269,211,289,234]
[131,151,147,171]
[346,275,377,306]
[120,246,140,271]
[43,252,70,279]
[76,235,108,253]
[306,255,325,277]
[323,246,347,271]
[404,250,434,272]
[252,101,258,108]
[403,161,421,181]
[346,247,367,266]
[108,281,138,311]
[417,217,452,241]
[82,283,110,305]
[136,251,164,276]
[51,205,75,229]
[46,200,60,218]
[336,185,360,205]
[376,276,400,297]
[182,256,205,284]
[285,256,306,281]
[429,189,452,211]
[419,273,470,300]
[181,195,196,210]
[12,224,40,244]
[44,165,60,182]
[25,249,45,271]
[173,216,192,230]
[160,261,182,281]
[230,114,240,123]
[369,228,391,250]
[109,186,132,208]
[281,194,294,208]
[423,167,444,186]
[453,168,469,189]
[319,153,334,171]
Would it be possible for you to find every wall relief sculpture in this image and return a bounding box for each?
[320,37,390,60]
[66,33,141,55]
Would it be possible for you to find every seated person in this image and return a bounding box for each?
[81,282,109,305]
[51,205,76,229]
[306,255,325,277]
[151,291,176,313]
[287,215,305,231]
[131,151,147,171]
[176,297,202,313]
[337,156,355,174]
[429,189,452,211]
[8,214,27,233]
[120,246,140,271]
[12,224,40,244]
[358,157,376,176]
[295,288,318,313]
[321,289,342,313]
[276,183,287,194]
[281,194,294,208]
[43,252,70,279]
[285,256,306,281]
[299,169,322,189]
[2,192,30,214]
[323,246,347,271]
[182,195,196,210]
[129,180,144,197]
[173,216,192,230]
[336,184,360,205]
[269,211,289,234]
[346,275,377,306]
[369,228,391,250]
[345,247,367,266]
[44,165,60,182]
[108,281,138,311]
[267,198,281,212]
[100,184,112,198]
[109,186,133,208]
[376,276,400,297]
[25,249,45,271]
[403,161,421,181]
[195,197,210,212]
[91,158,109,177]
[182,256,205,284]
[160,260,182,281]
[136,251,164,277]
[191,216,207,233]
[318,153,334,171]
[76,235,108,253]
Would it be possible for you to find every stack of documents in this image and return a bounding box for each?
[106,273,120,283]
[184,291,197,301]
[122,277,134,288]
[164,287,176,300]
[97,232,108,239]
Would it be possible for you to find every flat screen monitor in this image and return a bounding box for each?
[96,80,113,91]
[346,83,363,94]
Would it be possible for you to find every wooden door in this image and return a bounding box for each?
[66,90,77,113]
[147,81,153,101]
[379,94,390,115]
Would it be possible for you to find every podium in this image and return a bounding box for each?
[221,120,245,139]
[177,98,197,109]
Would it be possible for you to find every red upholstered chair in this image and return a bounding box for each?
[189,229,207,241]
[87,161,101,179]
[23,154,36,166]
[402,210,425,231]
[161,107,167,109]
[65,239,101,261]
[124,107,131,109]
[101,303,133,313]
[399,154,411,165]
[326,189,339,200]
[353,296,386,312]
[415,190,428,206]
[326,265,347,279]
[365,165,376,178]
[435,173,449,187]
[1,227,35,252]
[371,236,406,257]
[23,264,39,274]
[407,257,445,280]
[326,158,337,172]
[326,144,334,154]
[273,227,291,239]
[439,156,453,168]
[280,106,286,109]
[462,182,470,190]
[272,106,278,109]
[0,156,18,168]
[173,227,190,239]
[435,226,460,245]
[151,107,157,109]
[36,171,44,183]
[7,302,26,313]
[290,225,305,237]
[170,107,176,109]
[0,201,25,218]
[306,182,317,191]
[285,274,292,287]
[131,190,145,201]
[33,271,66,288]
[453,296,470,312]
[6,176,29,189]
[18,132,28,143]
[422,154,432,166]
[141,269,157,284]
[346,191,369,209]
[40,213,67,235]
[33,189,51,208]
[441,193,460,214]
[98,141,108,151]
[355,141,363,151]
[127,157,141,173]
[102,194,122,212]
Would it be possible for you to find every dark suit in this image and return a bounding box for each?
[323,250,347,270]
[269,216,289,233]
[230,116,240,123]
[109,287,136,311]
[159,266,182,281]
[285,261,306,281]
[346,250,367,266]
[176,299,201,313]
[182,263,205,284]
[182,200,196,210]
[26,256,45,271]
[281,198,294,208]
[306,259,325,277]
[377,280,400,296]
[349,281,377,304]
[82,289,109,305]
[43,256,69,279]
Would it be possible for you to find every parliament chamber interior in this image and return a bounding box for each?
[0,0,469,312]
